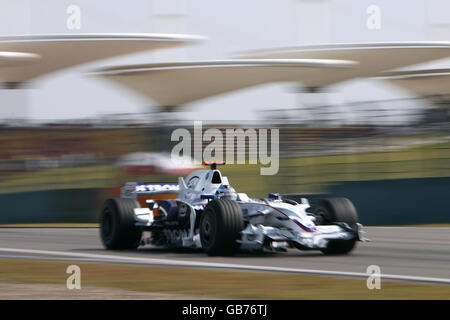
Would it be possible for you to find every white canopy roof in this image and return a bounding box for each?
[239,42,450,87]
[0,33,203,85]
[92,59,357,106]
[0,51,40,67]
[92,42,450,106]
[379,69,450,103]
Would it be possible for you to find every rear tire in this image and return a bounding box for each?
[200,199,244,256]
[315,197,359,255]
[100,198,142,250]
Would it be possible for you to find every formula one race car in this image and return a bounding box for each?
[100,162,365,255]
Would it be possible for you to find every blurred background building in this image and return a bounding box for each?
[1,0,450,122]
[0,0,448,225]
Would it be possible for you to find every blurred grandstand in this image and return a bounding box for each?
[0,96,448,194]
[0,98,448,224]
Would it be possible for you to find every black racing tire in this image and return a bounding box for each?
[200,199,244,256]
[100,198,142,250]
[315,197,359,255]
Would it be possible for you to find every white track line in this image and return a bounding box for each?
[0,247,449,285]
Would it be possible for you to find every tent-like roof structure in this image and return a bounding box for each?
[378,68,450,106]
[0,51,40,67]
[92,42,450,107]
[0,33,203,86]
[92,59,357,106]
[239,42,450,87]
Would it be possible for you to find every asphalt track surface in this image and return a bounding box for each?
[0,227,449,284]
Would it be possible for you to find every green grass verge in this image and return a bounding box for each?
[0,258,448,299]
[0,165,123,194]
[0,135,448,196]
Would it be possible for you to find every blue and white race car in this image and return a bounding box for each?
[100,162,365,255]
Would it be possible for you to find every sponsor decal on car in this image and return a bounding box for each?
[136,183,180,192]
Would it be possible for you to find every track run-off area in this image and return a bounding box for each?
[0,226,449,284]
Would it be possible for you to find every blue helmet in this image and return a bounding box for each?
[215,184,238,200]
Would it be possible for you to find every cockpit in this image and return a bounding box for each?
[215,184,238,200]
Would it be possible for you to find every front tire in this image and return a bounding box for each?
[100,198,142,250]
[315,197,359,255]
[200,199,244,256]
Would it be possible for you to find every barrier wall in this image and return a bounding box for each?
[0,177,448,225]
[328,177,450,225]
[0,188,116,223]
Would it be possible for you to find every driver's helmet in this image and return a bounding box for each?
[215,184,238,200]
